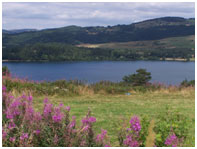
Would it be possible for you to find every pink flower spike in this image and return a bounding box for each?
[34,130,41,135]
[83,125,89,131]
[59,103,63,107]
[2,85,6,91]
[9,137,16,142]
[28,95,33,101]
[8,120,16,129]
[20,133,28,141]
[89,117,96,123]
[65,106,70,112]
[43,98,48,104]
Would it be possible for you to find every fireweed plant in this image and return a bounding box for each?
[2,86,191,147]
[2,86,110,147]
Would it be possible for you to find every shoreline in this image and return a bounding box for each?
[2,58,195,62]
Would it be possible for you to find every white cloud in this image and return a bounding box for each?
[2,2,195,30]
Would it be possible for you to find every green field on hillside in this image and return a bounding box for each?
[78,35,195,51]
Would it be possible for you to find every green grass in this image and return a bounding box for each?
[31,87,195,146]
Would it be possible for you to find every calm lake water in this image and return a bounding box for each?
[2,61,195,85]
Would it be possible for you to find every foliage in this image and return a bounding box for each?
[3,72,193,96]
[2,87,110,147]
[117,109,191,147]
[122,69,151,86]
[154,107,191,147]
[2,66,10,76]
[3,17,195,61]
[180,79,195,87]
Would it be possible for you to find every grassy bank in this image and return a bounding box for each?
[3,75,195,146]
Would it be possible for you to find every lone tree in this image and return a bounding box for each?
[123,69,151,86]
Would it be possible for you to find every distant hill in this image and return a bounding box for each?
[2,17,195,61]
[3,29,37,34]
[3,17,195,45]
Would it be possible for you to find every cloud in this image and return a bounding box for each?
[2,2,195,30]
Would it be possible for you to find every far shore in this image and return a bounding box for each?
[2,58,195,62]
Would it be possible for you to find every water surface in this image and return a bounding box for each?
[2,61,195,85]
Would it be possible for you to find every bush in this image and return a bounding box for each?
[2,66,10,76]
[180,79,195,87]
[123,69,151,86]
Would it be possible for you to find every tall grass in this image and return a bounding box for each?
[3,74,194,97]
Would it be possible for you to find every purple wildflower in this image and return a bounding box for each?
[9,95,14,99]
[6,99,21,119]
[126,128,131,132]
[83,125,89,131]
[52,107,64,123]
[11,100,21,107]
[65,106,70,112]
[165,133,179,147]
[2,85,6,91]
[8,120,16,129]
[3,92,7,96]
[43,103,53,117]
[52,114,64,123]
[89,117,96,123]
[34,112,42,121]
[43,98,48,104]
[82,116,96,125]
[21,94,27,100]
[27,106,34,114]
[130,116,141,134]
[34,130,41,135]
[20,133,28,141]
[6,112,14,119]
[59,103,63,107]
[9,137,16,142]
[69,116,76,128]
[24,105,35,122]
[96,129,107,144]
[123,135,139,147]
[82,119,89,125]
[28,95,33,102]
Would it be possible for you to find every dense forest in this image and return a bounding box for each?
[2,17,195,61]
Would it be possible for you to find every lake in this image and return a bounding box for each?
[2,61,195,85]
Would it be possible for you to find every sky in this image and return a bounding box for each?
[2,2,195,30]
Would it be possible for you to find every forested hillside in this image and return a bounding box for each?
[2,17,195,61]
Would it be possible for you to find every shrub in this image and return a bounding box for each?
[2,66,10,76]
[122,69,151,86]
[180,79,195,87]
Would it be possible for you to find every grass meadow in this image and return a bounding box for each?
[8,83,195,146]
